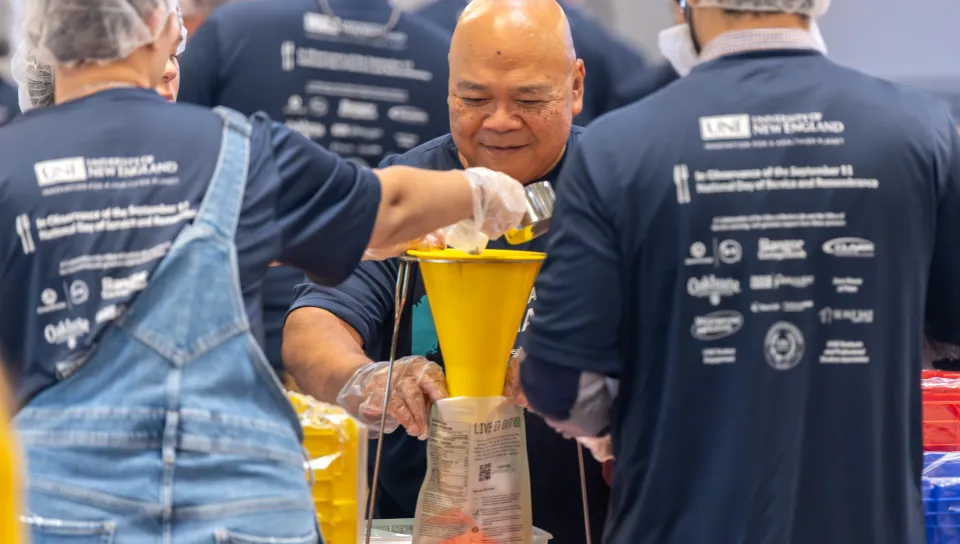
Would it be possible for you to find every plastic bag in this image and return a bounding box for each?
[413,397,532,543]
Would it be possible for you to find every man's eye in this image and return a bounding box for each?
[460,97,486,105]
[518,100,543,106]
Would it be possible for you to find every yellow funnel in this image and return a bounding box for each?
[407,249,545,397]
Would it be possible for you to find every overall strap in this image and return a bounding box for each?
[194,106,253,239]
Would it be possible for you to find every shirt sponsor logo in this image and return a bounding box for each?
[717,239,742,264]
[757,238,807,261]
[691,310,743,341]
[16,214,36,255]
[820,339,870,364]
[832,277,862,294]
[750,300,814,313]
[684,241,713,266]
[69,280,89,305]
[34,157,88,187]
[102,271,148,301]
[819,307,874,325]
[284,95,307,115]
[822,237,874,258]
[687,275,741,306]
[358,144,384,157]
[674,164,691,204]
[395,132,420,149]
[699,114,752,141]
[331,123,384,140]
[702,347,736,365]
[309,97,329,117]
[750,274,815,291]
[44,317,90,350]
[95,304,125,325]
[37,288,67,315]
[329,142,356,155]
[285,120,326,140]
[338,99,379,121]
[388,105,429,125]
[764,321,805,371]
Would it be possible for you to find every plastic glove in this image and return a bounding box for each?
[445,167,528,254]
[577,435,614,463]
[502,349,528,408]
[336,356,448,440]
[363,230,446,261]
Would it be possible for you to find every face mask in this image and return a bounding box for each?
[658,23,699,77]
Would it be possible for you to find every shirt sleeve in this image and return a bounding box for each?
[523,139,623,377]
[288,259,399,351]
[175,13,223,107]
[926,118,960,344]
[254,117,382,286]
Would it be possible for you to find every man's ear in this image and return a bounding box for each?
[571,59,585,118]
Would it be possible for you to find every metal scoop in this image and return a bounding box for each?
[504,181,556,245]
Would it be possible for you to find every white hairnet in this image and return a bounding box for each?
[14,5,187,112]
[12,41,54,112]
[696,0,831,16]
[24,0,180,67]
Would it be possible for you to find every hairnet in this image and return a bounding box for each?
[13,5,186,113]
[24,0,180,67]
[12,41,54,112]
[696,0,830,16]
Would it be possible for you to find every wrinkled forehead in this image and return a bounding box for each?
[449,41,572,93]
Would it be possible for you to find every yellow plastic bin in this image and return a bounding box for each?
[289,392,368,544]
[0,372,23,544]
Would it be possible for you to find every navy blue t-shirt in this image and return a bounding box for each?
[0,89,380,406]
[412,0,676,125]
[522,50,960,544]
[288,128,611,543]
[0,80,20,127]
[178,0,451,369]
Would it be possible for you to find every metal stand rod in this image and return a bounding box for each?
[577,443,593,544]
[364,259,411,544]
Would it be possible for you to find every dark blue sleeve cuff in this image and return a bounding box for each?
[521,355,582,421]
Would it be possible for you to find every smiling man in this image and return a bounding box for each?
[281,1,611,541]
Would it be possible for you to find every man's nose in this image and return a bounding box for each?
[482,103,523,132]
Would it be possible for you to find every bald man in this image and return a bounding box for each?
[413,0,678,125]
[282,1,609,541]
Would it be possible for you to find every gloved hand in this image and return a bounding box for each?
[445,167,528,253]
[363,230,446,261]
[502,349,528,408]
[577,435,614,463]
[336,356,448,440]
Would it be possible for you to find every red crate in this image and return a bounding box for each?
[923,371,960,451]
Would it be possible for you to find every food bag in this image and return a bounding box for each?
[413,396,532,543]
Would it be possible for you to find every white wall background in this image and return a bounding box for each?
[600,0,960,90]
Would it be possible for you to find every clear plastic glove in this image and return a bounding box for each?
[502,349,528,408]
[363,230,446,261]
[577,435,614,463]
[444,167,528,254]
[336,356,448,440]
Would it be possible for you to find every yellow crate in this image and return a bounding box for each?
[288,392,368,544]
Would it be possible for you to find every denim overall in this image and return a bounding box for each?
[15,108,320,544]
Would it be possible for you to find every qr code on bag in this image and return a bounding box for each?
[479,463,491,482]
